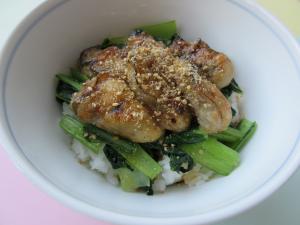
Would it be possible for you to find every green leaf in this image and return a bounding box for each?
[70,68,88,82]
[137,20,177,40]
[116,167,150,192]
[221,79,243,98]
[103,145,129,169]
[100,36,127,49]
[168,149,194,173]
[164,128,208,145]
[84,124,162,179]
[56,74,82,91]
[211,127,243,143]
[56,81,75,103]
[181,138,240,176]
[230,119,257,152]
[59,115,104,154]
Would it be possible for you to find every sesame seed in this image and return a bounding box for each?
[154,111,162,116]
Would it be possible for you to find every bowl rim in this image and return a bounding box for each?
[1,0,300,224]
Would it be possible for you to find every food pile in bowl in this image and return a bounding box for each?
[55,21,256,194]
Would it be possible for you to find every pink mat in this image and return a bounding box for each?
[0,145,110,225]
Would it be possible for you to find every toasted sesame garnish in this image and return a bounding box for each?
[112,102,119,107]
[154,111,162,116]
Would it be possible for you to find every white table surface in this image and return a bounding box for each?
[1,1,300,225]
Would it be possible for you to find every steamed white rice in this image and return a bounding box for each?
[229,92,244,125]
[71,139,119,186]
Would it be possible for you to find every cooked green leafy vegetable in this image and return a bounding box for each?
[164,129,208,145]
[85,124,142,154]
[141,142,164,152]
[140,142,164,162]
[116,167,150,192]
[142,180,154,196]
[168,148,194,173]
[181,138,240,175]
[221,79,243,98]
[211,127,243,143]
[103,145,129,169]
[137,20,177,40]
[56,81,74,103]
[230,119,257,151]
[70,68,88,82]
[56,74,82,91]
[84,124,162,179]
[56,70,86,103]
[100,36,127,49]
[59,115,104,154]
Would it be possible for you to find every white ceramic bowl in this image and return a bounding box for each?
[1,0,300,224]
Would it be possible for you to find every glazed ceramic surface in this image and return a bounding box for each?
[1,1,300,224]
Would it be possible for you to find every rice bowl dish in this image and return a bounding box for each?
[56,21,256,194]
